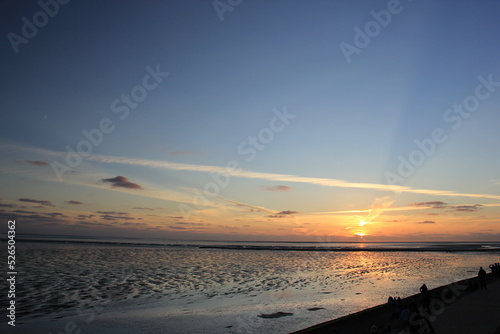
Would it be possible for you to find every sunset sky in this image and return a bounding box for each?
[1,0,500,242]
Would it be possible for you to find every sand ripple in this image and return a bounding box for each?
[1,242,498,323]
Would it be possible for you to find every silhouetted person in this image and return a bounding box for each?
[478,267,487,290]
[419,283,428,294]
[490,263,500,278]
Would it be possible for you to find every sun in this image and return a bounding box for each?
[355,232,366,237]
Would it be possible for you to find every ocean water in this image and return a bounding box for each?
[1,237,499,333]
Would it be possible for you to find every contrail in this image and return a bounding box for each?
[81,154,500,200]
[5,143,500,201]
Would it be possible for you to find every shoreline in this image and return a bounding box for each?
[292,273,500,334]
[7,237,500,252]
[2,274,498,334]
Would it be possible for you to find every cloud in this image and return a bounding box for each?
[452,204,483,212]
[409,201,483,212]
[267,210,300,218]
[7,143,500,201]
[264,185,292,192]
[133,207,160,211]
[278,210,299,215]
[410,201,449,208]
[25,160,49,166]
[222,198,274,213]
[362,196,395,223]
[14,210,38,214]
[76,221,111,227]
[0,203,16,208]
[101,176,142,189]
[95,211,134,221]
[66,200,84,205]
[77,214,95,219]
[80,153,500,200]
[0,210,66,223]
[119,222,144,226]
[18,198,55,207]
[95,211,129,215]
[174,221,209,226]
[416,220,436,224]
[46,212,67,218]
[100,215,135,221]
[216,224,240,230]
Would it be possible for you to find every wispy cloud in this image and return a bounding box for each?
[267,210,300,218]
[220,198,275,213]
[18,198,55,207]
[452,204,483,212]
[410,201,449,209]
[264,185,293,192]
[25,160,49,166]
[66,200,84,205]
[95,211,129,215]
[14,210,38,214]
[76,221,111,227]
[315,202,500,216]
[362,196,395,223]
[79,153,500,200]
[410,201,483,212]
[416,220,436,224]
[6,143,500,201]
[133,207,160,211]
[174,221,209,226]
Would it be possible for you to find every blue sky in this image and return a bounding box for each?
[1,0,500,241]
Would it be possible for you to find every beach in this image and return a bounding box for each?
[1,239,499,333]
[3,275,499,334]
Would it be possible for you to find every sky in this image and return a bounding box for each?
[1,0,500,242]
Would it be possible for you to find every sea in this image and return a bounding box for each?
[1,235,499,333]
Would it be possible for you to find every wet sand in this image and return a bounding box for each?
[4,276,497,334]
[3,242,499,333]
[293,274,500,334]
